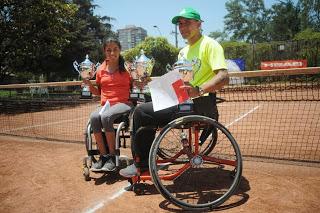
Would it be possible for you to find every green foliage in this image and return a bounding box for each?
[123,37,179,76]
[294,28,320,40]
[298,0,320,31]
[1,0,78,81]
[0,0,115,83]
[208,31,229,42]
[220,0,320,69]
[223,0,319,42]
[224,0,268,43]
[293,29,320,66]
[269,0,301,41]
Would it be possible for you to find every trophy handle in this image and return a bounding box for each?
[124,61,133,71]
[192,58,201,73]
[73,61,80,74]
[146,58,155,76]
[166,64,173,72]
[92,62,100,76]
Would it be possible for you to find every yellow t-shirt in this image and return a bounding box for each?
[178,35,227,87]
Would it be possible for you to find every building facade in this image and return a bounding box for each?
[117,25,147,51]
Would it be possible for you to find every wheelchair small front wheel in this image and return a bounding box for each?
[149,115,242,211]
[83,167,91,181]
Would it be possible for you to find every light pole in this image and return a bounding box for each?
[170,25,178,48]
[153,25,162,36]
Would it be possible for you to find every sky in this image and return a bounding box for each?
[93,0,296,48]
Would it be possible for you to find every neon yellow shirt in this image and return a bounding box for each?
[178,35,227,87]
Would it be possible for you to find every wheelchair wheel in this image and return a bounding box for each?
[149,115,242,211]
[84,121,106,167]
[156,125,217,161]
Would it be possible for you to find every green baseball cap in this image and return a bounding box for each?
[171,7,203,24]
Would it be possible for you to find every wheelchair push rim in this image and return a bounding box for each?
[149,115,242,211]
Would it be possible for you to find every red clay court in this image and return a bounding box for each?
[0,68,319,212]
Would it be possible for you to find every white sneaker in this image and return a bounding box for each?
[119,164,138,178]
[90,156,106,172]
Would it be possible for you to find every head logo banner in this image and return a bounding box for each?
[261,59,307,70]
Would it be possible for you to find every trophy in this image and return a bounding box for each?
[166,52,201,83]
[127,49,155,101]
[73,54,100,98]
[166,53,201,112]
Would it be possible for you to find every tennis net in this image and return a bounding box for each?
[0,67,319,164]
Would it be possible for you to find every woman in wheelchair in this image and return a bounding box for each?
[83,38,132,172]
[119,7,229,178]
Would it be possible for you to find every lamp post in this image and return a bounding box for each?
[170,25,178,48]
[153,25,162,36]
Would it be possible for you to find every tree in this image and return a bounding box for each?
[224,0,269,43]
[0,0,116,83]
[0,0,78,83]
[294,28,320,66]
[298,0,320,31]
[269,0,301,41]
[208,31,229,42]
[57,0,116,82]
[123,37,179,77]
[224,0,247,41]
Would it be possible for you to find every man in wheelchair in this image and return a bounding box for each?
[83,38,133,172]
[119,7,229,178]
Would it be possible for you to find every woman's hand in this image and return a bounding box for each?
[133,76,151,90]
[82,78,91,85]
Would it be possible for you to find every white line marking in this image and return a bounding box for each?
[83,185,129,213]
[1,117,86,133]
[225,105,260,128]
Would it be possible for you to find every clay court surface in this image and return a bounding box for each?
[0,135,319,213]
[0,79,319,212]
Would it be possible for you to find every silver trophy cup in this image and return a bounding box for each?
[73,54,100,98]
[73,54,100,80]
[127,50,155,101]
[166,53,201,83]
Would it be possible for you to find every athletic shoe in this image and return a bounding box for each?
[119,164,138,178]
[90,155,106,171]
[101,156,116,172]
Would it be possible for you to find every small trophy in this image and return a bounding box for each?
[127,49,155,101]
[73,54,100,98]
[166,53,201,83]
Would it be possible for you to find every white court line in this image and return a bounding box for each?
[225,105,261,128]
[1,117,86,133]
[82,104,261,213]
[83,184,129,213]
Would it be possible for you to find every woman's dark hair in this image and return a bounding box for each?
[103,38,126,73]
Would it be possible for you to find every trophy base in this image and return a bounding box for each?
[80,91,92,99]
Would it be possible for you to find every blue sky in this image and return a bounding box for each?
[93,0,296,48]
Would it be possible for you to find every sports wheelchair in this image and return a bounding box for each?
[82,96,242,211]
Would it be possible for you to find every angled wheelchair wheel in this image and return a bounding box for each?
[149,115,242,211]
[156,124,217,161]
[84,121,103,166]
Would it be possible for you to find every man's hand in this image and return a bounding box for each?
[180,82,199,98]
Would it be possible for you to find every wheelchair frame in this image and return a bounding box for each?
[82,98,243,211]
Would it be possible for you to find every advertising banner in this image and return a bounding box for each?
[261,59,307,70]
